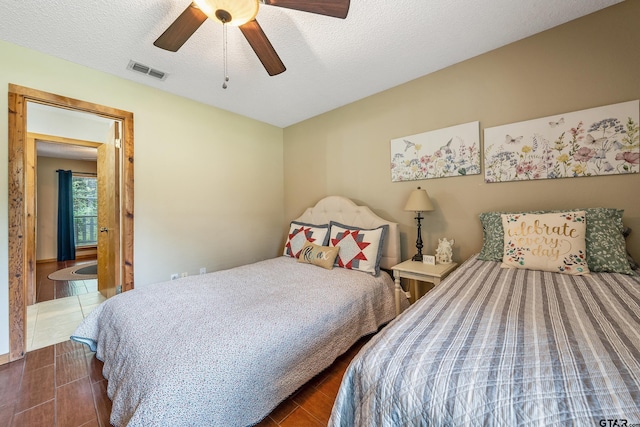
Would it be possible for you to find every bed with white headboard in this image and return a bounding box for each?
[71,196,407,427]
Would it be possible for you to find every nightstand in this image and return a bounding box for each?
[391,260,458,314]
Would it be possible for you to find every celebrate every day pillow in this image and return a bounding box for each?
[501,211,590,275]
[478,208,634,275]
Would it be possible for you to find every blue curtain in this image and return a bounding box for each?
[57,170,76,261]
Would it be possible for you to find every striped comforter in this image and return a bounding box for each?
[329,256,640,426]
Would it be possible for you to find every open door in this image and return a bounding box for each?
[97,123,121,298]
[8,85,134,362]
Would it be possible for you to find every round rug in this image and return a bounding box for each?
[47,261,98,280]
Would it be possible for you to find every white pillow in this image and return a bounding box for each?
[283,221,329,258]
[328,221,388,276]
[501,211,589,275]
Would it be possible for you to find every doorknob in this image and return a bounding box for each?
[100,227,109,233]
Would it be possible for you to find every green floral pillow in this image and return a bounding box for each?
[478,208,634,275]
[479,211,509,261]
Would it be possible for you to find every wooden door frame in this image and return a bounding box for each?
[7,84,134,361]
[27,133,102,305]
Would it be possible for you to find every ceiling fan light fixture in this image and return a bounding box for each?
[194,0,259,26]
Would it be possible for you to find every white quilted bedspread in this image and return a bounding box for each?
[72,256,402,426]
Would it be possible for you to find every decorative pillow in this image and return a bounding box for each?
[328,221,388,276]
[478,211,505,261]
[585,209,634,275]
[283,221,329,258]
[501,211,590,275]
[297,241,340,270]
[479,208,634,275]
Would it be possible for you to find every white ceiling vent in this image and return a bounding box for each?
[127,60,167,81]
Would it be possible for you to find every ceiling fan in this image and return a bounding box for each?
[154,0,351,76]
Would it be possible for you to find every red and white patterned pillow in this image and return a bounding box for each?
[283,221,329,258]
[328,221,388,276]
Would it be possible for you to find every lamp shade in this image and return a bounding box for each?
[404,187,434,212]
[194,0,259,26]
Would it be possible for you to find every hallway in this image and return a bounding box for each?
[27,259,105,351]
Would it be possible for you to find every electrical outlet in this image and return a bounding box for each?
[199,267,206,275]
[180,272,188,278]
[170,273,179,280]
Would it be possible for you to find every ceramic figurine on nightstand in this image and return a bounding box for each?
[435,238,454,264]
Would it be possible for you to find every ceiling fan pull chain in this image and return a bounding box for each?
[222,22,229,89]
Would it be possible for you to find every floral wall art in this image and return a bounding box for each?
[483,100,639,183]
[390,121,480,182]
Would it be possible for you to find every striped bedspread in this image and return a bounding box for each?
[329,256,640,426]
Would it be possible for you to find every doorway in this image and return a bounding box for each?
[8,84,134,361]
[28,133,101,351]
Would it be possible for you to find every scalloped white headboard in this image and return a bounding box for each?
[294,196,400,270]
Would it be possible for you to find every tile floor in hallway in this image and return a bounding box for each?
[27,292,106,352]
[26,258,104,351]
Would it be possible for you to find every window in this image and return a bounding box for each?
[72,174,98,247]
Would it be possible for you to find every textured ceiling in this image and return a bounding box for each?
[0,0,622,127]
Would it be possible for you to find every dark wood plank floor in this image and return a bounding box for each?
[0,340,109,427]
[36,259,98,303]
[0,335,371,427]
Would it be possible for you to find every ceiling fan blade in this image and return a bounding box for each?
[154,2,208,52]
[263,0,350,19]
[239,20,286,76]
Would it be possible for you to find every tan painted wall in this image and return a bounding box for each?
[283,1,640,264]
[36,157,98,261]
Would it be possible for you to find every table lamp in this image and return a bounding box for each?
[404,186,434,261]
